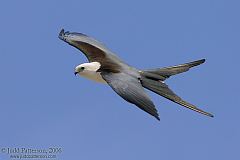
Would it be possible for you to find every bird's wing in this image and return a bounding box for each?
[101,72,160,120]
[58,29,122,72]
[141,77,214,117]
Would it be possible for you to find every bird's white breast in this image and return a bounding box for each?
[79,70,106,83]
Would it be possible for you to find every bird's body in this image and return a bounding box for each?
[59,29,213,121]
[80,69,106,83]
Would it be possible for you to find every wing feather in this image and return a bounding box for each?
[58,29,122,73]
[101,72,160,120]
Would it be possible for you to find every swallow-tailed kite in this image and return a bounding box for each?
[58,29,213,121]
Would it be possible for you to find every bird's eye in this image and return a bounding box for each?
[81,67,85,70]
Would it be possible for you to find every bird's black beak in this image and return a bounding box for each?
[74,72,78,76]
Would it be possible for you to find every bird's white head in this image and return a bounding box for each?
[74,62,106,83]
[74,62,101,75]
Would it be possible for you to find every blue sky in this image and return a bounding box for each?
[0,0,239,159]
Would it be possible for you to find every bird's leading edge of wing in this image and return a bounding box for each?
[58,29,123,73]
[58,29,108,62]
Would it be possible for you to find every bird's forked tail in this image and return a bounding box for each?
[139,59,214,117]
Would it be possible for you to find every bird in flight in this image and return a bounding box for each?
[58,29,213,121]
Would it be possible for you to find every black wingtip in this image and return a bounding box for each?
[200,59,206,64]
[194,59,206,65]
[155,116,160,121]
[60,28,64,34]
[58,29,65,40]
[186,59,206,68]
[208,113,214,118]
